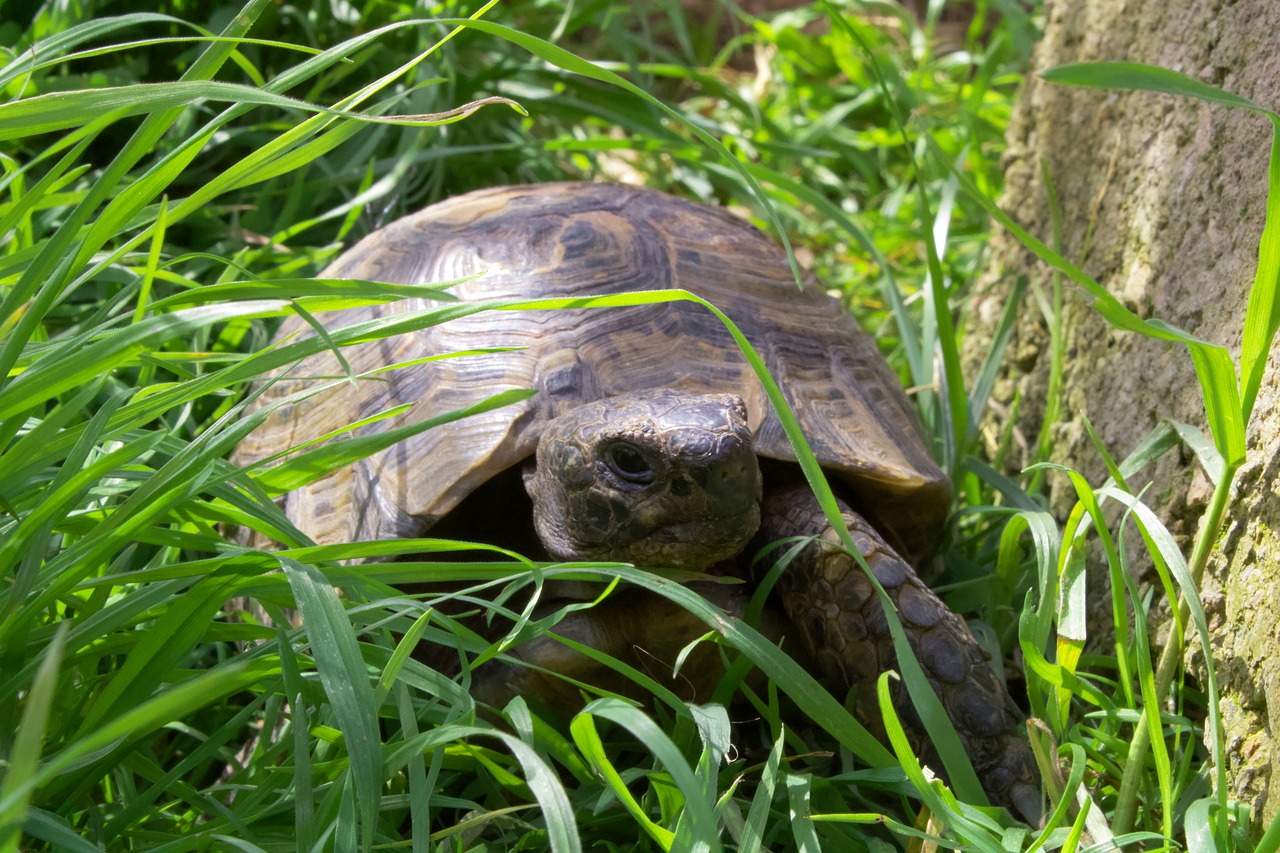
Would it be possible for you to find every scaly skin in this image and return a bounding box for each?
[755,485,1041,822]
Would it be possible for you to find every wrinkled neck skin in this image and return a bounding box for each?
[524,389,763,571]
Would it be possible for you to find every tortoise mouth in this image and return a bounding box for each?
[609,503,762,570]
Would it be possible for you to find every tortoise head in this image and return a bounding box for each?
[525,389,763,570]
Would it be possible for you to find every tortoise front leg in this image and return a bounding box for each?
[755,485,1040,822]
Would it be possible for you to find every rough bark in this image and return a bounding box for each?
[963,0,1280,827]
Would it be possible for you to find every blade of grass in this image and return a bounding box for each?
[0,14,189,89]
[253,388,537,495]
[783,773,822,852]
[874,672,1004,846]
[0,625,67,848]
[280,556,381,851]
[0,82,519,141]
[738,730,783,853]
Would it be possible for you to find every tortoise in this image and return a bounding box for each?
[234,182,1039,819]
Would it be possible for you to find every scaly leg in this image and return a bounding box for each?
[756,485,1040,821]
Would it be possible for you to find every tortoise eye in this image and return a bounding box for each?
[605,443,655,485]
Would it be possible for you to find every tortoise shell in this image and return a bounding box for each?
[234,183,949,562]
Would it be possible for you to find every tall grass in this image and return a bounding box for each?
[2,0,1273,850]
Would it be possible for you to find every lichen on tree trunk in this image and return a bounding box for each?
[963,0,1280,828]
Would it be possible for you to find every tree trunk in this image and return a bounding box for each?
[964,0,1280,826]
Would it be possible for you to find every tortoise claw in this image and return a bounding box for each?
[1009,780,1044,826]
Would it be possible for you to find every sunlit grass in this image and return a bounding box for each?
[4,0,1275,849]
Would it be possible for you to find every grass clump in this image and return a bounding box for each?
[2,0,1275,850]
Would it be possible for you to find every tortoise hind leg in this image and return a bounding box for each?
[755,485,1041,822]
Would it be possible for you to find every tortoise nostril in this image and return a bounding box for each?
[705,456,759,501]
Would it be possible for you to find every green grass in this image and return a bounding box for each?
[2,0,1276,850]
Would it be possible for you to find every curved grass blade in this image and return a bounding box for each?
[575,698,722,852]
[279,556,380,851]
[493,289,977,791]
[0,82,520,141]
[570,706,676,850]
[0,14,189,90]
[1040,61,1267,114]
[386,722,582,851]
[11,808,102,853]
[874,671,1004,847]
[147,276,467,311]
[738,730,783,853]
[928,130,1247,467]
[0,625,66,848]
[1041,62,1280,433]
